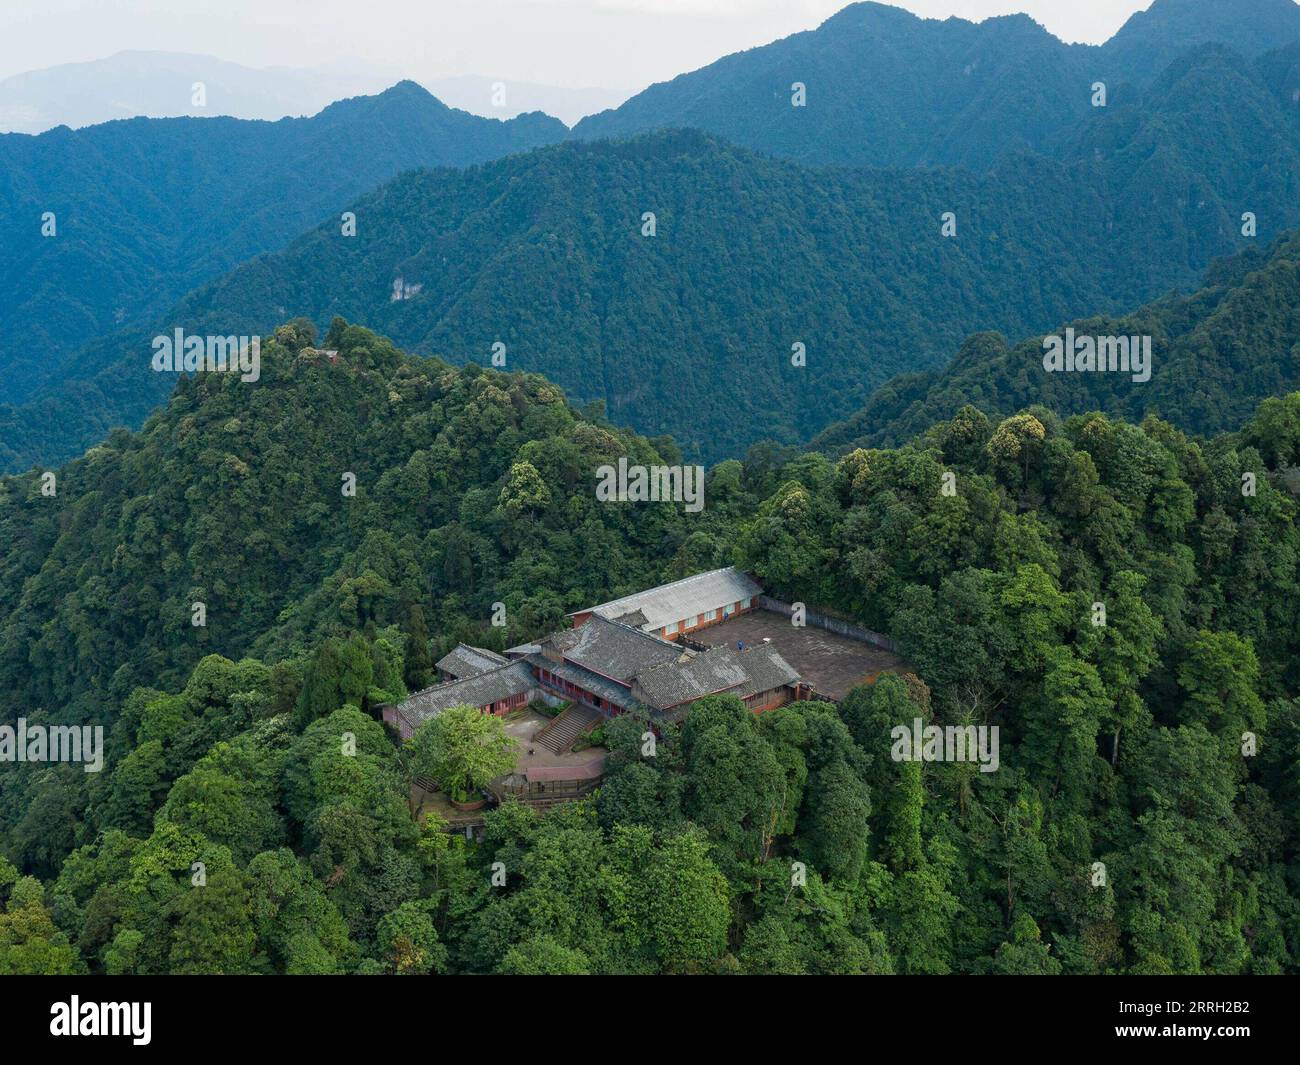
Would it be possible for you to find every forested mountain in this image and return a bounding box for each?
[2,319,1298,974]
[0,80,565,404]
[812,232,1300,454]
[575,2,1091,168]
[4,1,1299,475]
[1101,0,1300,82]
[573,0,1300,168]
[0,321,706,733]
[7,7,1300,473]
[6,84,1292,474]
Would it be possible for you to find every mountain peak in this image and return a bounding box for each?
[820,1,925,30]
[380,78,435,100]
[1105,0,1300,69]
[314,79,449,121]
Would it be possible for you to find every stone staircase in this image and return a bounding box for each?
[535,704,601,753]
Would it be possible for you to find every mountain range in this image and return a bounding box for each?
[2,0,1300,472]
[0,81,565,407]
[0,51,633,132]
[812,231,1300,453]
[574,0,1300,169]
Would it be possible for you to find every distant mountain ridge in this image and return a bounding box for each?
[421,76,633,126]
[0,51,397,133]
[1101,0,1300,80]
[3,75,1291,472]
[0,81,566,404]
[3,0,1300,473]
[574,0,1300,169]
[0,51,632,132]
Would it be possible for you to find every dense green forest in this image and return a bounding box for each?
[573,0,1300,167]
[0,80,563,405]
[10,51,1296,474]
[813,232,1300,453]
[5,0,1299,477]
[2,318,1298,974]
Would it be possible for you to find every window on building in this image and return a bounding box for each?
[705,609,717,622]
[724,603,735,617]
[741,597,752,610]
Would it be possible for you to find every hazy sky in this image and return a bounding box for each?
[0,1,1157,89]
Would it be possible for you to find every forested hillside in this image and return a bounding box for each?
[573,0,1300,167]
[7,82,1292,473]
[812,232,1300,453]
[4,1,1299,477]
[0,80,564,404]
[575,3,1091,169]
[1100,0,1300,80]
[1,319,1298,974]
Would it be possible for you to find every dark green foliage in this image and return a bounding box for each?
[575,0,1300,168]
[0,81,564,412]
[735,387,1300,974]
[1,315,1299,974]
[815,232,1300,454]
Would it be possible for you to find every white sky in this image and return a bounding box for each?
[0,1,1156,89]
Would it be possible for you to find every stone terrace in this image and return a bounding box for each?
[690,608,908,701]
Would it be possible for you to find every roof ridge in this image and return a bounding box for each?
[407,658,525,698]
[581,611,690,651]
[573,565,753,616]
[605,613,687,646]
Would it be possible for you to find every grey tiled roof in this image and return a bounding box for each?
[540,613,801,716]
[436,643,508,679]
[524,654,642,711]
[608,608,649,629]
[395,661,536,730]
[548,615,684,683]
[633,647,751,709]
[574,566,763,632]
[732,645,801,698]
[633,644,799,710]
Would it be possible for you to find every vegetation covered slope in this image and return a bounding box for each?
[6,3,1300,475]
[576,3,1091,169]
[0,320,709,729]
[0,80,564,404]
[1101,0,1300,81]
[573,0,1300,168]
[812,232,1300,454]
[8,84,1292,474]
[1,318,1299,975]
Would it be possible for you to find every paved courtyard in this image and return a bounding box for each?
[692,609,908,701]
[503,709,606,777]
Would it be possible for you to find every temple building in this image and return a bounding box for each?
[384,612,801,741]
[385,567,911,824]
[385,660,539,739]
[567,565,763,641]
[383,565,906,741]
[528,614,802,723]
[434,643,508,682]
